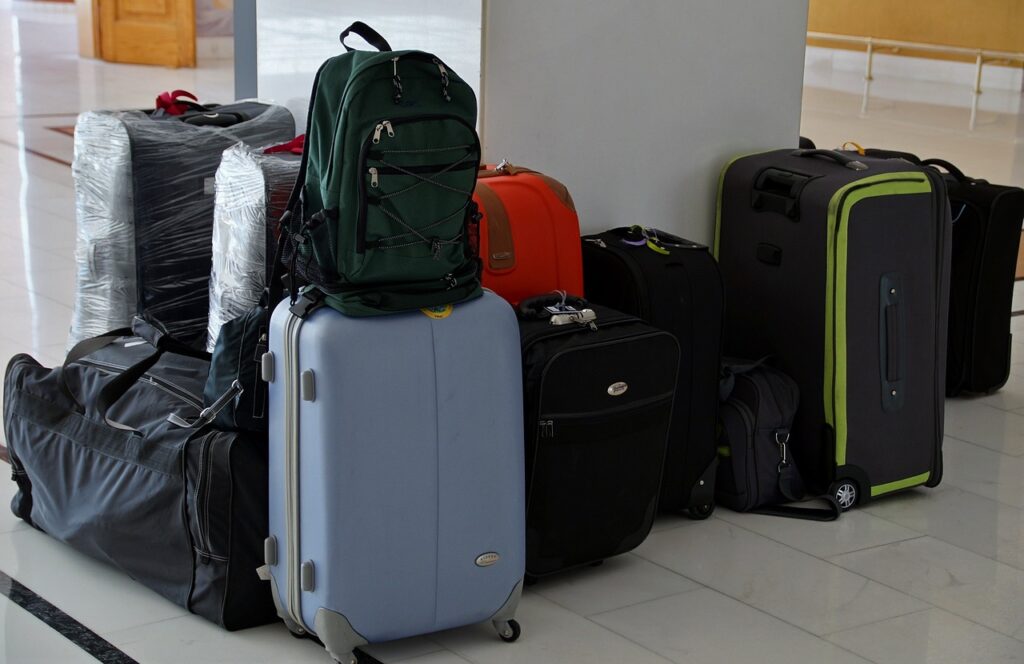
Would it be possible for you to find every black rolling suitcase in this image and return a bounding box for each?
[861,150,1024,395]
[517,295,678,577]
[581,227,723,518]
[922,160,1024,395]
[716,148,951,510]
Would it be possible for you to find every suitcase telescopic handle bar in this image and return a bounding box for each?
[790,148,868,171]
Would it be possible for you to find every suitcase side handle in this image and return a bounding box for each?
[752,168,812,221]
[790,149,868,171]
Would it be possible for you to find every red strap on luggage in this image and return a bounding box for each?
[155,89,199,116]
[264,134,305,155]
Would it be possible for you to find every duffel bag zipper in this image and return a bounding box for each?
[357,114,481,254]
[726,399,758,509]
[191,432,226,563]
[76,358,203,410]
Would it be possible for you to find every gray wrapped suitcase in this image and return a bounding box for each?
[206,144,300,351]
[715,148,951,510]
[69,102,294,349]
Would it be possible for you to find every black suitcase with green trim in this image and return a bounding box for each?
[715,148,951,510]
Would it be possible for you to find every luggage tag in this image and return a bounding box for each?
[545,293,598,329]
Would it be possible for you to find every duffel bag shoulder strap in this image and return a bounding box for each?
[752,497,842,521]
[751,429,841,522]
[59,329,165,430]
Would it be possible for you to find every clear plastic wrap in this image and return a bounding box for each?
[69,113,137,346]
[68,102,295,350]
[206,144,300,351]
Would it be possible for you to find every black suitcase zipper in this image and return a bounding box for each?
[537,391,676,438]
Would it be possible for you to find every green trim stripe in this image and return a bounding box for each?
[824,173,932,466]
[871,471,931,497]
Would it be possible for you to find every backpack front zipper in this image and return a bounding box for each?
[356,114,480,254]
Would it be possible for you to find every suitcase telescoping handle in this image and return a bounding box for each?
[339,21,393,52]
[790,149,868,171]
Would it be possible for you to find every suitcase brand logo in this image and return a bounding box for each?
[607,381,629,396]
[475,552,500,567]
[421,304,454,319]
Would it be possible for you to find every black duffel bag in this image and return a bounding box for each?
[3,320,276,630]
[715,359,841,521]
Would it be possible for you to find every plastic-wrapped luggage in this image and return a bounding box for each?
[206,144,300,351]
[68,101,294,350]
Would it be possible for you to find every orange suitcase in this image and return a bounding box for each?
[474,162,584,305]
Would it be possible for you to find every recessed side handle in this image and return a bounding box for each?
[880,273,905,413]
[751,168,813,220]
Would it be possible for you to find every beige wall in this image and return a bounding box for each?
[808,0,1024,65]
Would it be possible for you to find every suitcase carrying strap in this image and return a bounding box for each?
[474,182,515,270]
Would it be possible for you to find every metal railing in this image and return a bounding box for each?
[807,31,1024,127]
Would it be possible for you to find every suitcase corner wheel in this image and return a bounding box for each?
[687,501,715,520]
[829,478,860,512]
[685,457,718,520]
[494,618,522,643]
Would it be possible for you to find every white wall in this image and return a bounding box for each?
[481,0,810,243]
[255,1,481,132]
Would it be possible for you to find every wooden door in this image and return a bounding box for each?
[97,0,196,68]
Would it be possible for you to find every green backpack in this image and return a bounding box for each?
[282,22,482,316]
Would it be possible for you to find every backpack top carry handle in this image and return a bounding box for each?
[339,21,393,52]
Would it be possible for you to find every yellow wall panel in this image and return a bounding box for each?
[808,0,1024,64]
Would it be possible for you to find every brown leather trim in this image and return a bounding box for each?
[477,163,577,214]
[533,173,577,214]
[475,182,516,271]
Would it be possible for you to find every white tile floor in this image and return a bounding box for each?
[2,2,1024,663]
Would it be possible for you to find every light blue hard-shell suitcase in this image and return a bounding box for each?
[261,290,525,663]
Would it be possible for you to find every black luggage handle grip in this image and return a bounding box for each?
[790,149,868,171]
[921,158,969,183]
[339,22,393,52]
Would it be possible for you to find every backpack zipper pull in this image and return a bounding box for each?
[443,272,457,288]
[369,167,379,188]
[372,121,395,145]
[391,57,403,104]
[433,58,451,101]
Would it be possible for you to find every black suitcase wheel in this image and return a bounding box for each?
[830,480,859,511]
[496,619,521,643]
[687,502,715,520]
